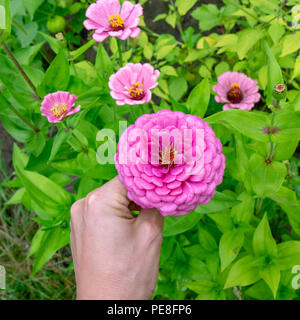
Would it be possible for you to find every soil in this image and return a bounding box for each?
[0,123,14,175]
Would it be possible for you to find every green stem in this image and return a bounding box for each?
[7,104,39,134]
[256,198,263,215]
[117,38,124,67]
[130,107,136,122]
[68,39,96,61]
[2,42,41,100]
[226,0,258,21]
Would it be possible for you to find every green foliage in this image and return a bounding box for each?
[1,0,300,300]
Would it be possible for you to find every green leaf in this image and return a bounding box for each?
[268,24,285,44]
[38,31,61,54]
[247,154,287,197]
[6,188,25,205]
[154,34,177,60]
[225,255,261,288]
[205,110,270,142]
[23,0,44,20]
[281,34,300,57]
[176,0,197,16]
[236,28,264,60]
[31,226,70,274]
[245,280,273,300]
[95,43,113,81]
[25,131,46,158]
[12,144,29,171]
[48,130,68,162]
[253,213,277,258]
[259,264,280,298]
[160,65,178,77]
[231,192,255,224]
[14,42,45,65]
[17,170,73,216]
[191,4,221,31]
[166,13,177,28]
[163,210,202,237]
[169,77,188,101]
[265,41,284,105]
[272,111,300,143]
[195,191,240,214]
[292,54,300,80]
[215,61,230,77]
[38,49,70,97]
[186,280,222,300]
[13,145,72,216]
[219,229,244,271]
[198,227,218,253]
[0,54,36,106]
[187,77,210,118]
[277,241,300,270]
[268,187,300,236]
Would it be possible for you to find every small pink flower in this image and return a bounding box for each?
[41,91,81,123]
[109,63,160,105]
[83,0,143,42]
[213,72,261,111]
[115,110,225,217]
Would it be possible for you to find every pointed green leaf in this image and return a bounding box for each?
[253,213,277,257]
[220,229,244,271]
[225,255,261,288]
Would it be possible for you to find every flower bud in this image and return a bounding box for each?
[272,83,287,100]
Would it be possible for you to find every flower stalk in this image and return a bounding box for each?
[117,38,124,67]
[2,42,41,100]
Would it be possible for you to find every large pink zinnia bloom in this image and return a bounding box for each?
[41,91,81,123]
[83,0,143,42]
[109,63,160,105]
[213,72,261,111]
[115,110,225,217]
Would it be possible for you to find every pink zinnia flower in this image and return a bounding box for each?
[109,63,160,105]
[213,72,261,111]
[83,0,143,42]
[115,110,225,217]
[41,91,81,123]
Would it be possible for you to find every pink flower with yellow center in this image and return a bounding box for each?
[213,72,261,111]
[115,110,225,217]
[41,91,81,123]
[109,63,160,105]
[83,0,143,42]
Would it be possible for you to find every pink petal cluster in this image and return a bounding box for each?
[41,91,81,123]
[213,72,261,111]
[115,110,225,217]
[83,0,143,42]
[109,63,160,105]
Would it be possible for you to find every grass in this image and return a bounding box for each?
[0,147,76,300]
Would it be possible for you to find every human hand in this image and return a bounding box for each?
[70,176,164,300]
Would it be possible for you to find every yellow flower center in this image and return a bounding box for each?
[108,14,124,31]
[51,103,67,118]
[159,145,177,168]
[128,82,145,100]
[231,82,240,88]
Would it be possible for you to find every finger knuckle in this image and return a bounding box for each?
[142,220,162,242]
[70,200,82,220]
